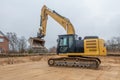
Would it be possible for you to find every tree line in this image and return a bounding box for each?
[106,36,120,52]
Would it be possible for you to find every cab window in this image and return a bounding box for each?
[59,37,67,46]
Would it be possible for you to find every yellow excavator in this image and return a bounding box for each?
[38,5,107,68]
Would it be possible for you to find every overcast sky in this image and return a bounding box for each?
[0,0,120,48]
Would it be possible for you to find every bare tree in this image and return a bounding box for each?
[6,32,27,53]
[18,36,27,53]
[106,36,120,52]
[115,37,120,51]
[6,32,19,52]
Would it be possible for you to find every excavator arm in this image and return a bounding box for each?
[38,5,75,38]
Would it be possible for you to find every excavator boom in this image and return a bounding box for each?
[38,5,75,38]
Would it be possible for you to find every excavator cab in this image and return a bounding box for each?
[57,34,77,54]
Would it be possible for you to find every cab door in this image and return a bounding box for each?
[57,35,69,53]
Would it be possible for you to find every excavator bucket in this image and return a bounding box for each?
[29,37,48,53]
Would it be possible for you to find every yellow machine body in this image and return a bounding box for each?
[59,38,106,56]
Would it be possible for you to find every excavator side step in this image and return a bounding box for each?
[48,57,101,69]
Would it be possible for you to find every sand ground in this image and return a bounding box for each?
[0,56,120,80]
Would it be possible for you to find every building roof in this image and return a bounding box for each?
[0,31,6,36]
[0,31,9,41]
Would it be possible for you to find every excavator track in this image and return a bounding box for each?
[48,56,101,69]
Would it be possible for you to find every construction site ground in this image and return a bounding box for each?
[0,55,120,80]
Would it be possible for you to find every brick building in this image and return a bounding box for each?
[0,31,9,53]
